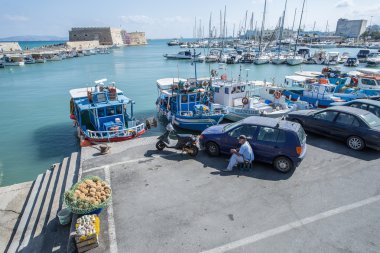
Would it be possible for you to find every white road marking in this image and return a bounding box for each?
[104,166,118,253]
[83,153,180,173]
[201,194,380,253]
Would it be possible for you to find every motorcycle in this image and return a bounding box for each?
[156,124,199,157]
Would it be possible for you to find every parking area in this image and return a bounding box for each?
[81,133,380,253]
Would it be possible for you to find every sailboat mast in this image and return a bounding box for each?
[294,0,306,57]
[258,0,267,54]
[278,0,288,55]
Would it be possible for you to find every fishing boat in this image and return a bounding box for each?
[3,54,25,66]
[168,39,180,46]
[156,78,226,131]
[366,52,380,66]
[32,53,47,63]
[212,79,296,121]
[344,57,359,67]
[69,79,145,142]
[24,55,36,64]
[164,50,195,60]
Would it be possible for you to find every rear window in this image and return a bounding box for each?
[297,127,306,144]
[361,113,380,127]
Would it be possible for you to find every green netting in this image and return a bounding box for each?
[64,176,112,214]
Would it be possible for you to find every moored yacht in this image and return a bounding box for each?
[3,54,25,66]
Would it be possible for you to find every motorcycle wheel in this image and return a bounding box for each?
[156,141,166,151]
[188,145,199,157]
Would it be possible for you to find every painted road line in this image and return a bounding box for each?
[104,166,118,253]
[83,153,181,173]
[201,194,380,253]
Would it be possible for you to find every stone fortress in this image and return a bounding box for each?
[69,27,147,46]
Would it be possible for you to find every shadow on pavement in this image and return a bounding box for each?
[152,149,295,181]
[306,133,380,161]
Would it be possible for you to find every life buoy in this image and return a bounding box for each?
[274,91,281,99]
[242,97,249,105]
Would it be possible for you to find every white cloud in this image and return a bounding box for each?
[163,16,186,23]
[3,14,29,21]
[335,0,353,8]
[120,15,154,25]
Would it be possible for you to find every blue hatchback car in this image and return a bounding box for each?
[199,116,307,173]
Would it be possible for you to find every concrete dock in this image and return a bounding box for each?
[2,132,380,252]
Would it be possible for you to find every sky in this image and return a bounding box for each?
[1,0,378,39]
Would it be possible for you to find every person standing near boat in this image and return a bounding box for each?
[223,135,254,171]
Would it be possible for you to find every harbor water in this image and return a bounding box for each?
[0,39,376,186]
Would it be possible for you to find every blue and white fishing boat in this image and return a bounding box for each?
[156,78,226,131]
[283,75,370,107]
[69,79,145,143]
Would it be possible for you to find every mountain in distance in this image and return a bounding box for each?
[0,35,68,41]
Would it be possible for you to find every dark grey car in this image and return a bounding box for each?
[287,106,380,151]
[330,99,380,118]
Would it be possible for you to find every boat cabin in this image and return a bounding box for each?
[358,76,380,90]
[70,80,136,133]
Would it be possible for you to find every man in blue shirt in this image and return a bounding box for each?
[224,135,254,171]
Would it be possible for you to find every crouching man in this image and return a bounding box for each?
[223,135,254,172]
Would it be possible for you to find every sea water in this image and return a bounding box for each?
[0,39,374,186]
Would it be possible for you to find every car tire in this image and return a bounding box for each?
[156,141,166,151]
[206,142,220,156]
[346,136,365,151]
[273,156,293,173]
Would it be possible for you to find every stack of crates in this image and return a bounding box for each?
[75,215,100,253]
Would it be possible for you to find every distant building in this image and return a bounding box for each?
[244,29,294,40]
[335,19,367,38]
[69,27,124,45]
[124,32,147,45]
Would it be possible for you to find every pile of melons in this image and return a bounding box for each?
[65,177,112,212]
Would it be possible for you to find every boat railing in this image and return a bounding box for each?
[85,123,145,139]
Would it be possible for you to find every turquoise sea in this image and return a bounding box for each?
[0,39,376,186]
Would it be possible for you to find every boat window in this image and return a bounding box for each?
[116,105,123,114]
[225,88,229,94]
[98,108,105,117]
[106,106,115,116]
[361,79,377,86]
[214,87,220,93]
[335,113,359,126]
[189,94,196,102]
[257,127,279,142]
[368,105,380,117]
[314,111,338,122]
[196,93,201,101]
[181,95,188,103]
[269,89,275,95]
[241,86,246,92]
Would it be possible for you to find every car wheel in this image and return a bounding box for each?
[346,136,365,151]
[156,141,166,151]
[274,156,293,173]
[206,142,220,156]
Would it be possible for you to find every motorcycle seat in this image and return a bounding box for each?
[177,134,194,138]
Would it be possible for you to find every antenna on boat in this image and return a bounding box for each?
[245,69,250,84]
[193,49,198,81]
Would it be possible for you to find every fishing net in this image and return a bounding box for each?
[64,176,112,214]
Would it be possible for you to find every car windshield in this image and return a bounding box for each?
[223,121,241,132]
[361,113,380,127]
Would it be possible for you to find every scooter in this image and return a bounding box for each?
[156,124,199,156]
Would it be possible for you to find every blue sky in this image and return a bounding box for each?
[1,0,378,39]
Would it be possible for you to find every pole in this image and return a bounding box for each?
[294,0,305,57]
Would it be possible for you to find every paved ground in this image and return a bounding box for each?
[0,181,32,252]
[81,133,380,253]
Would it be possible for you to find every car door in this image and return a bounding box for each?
[253,126,282,163]
[330,112,362,140]
[223,125,258,152]
[306,110,339,136]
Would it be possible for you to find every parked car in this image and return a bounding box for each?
[287,106,380,151]
[330,99,380,118]
[369,96,380,102]
[199,116,307,173]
